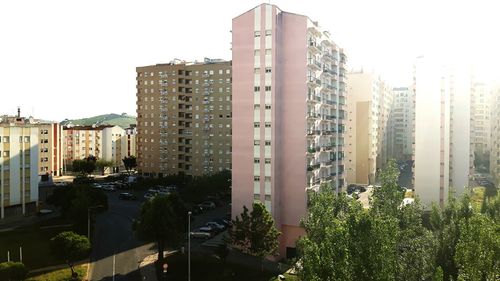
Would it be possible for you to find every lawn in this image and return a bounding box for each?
[161,252,278,281]
[268,273,300,281]
[0,217,73,270]
[26,265,87,281]
[471,186,486,210]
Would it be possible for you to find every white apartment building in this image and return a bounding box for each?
[490,85,500,183]
[391,87,415,161]
[414,57,471,207]
[471,82,491,158]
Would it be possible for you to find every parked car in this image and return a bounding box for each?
[37,209,54,216]
[198,226,216,235]
[102,186,116,192]
[198,201,216,210]
[190,232,211,239]
[119,192,137,200]
[205,222,225,232]
[144,192,155,200]
[214,218,231,228]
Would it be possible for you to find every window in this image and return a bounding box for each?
[265,104,271,109]
[254,158,260,163]
[265,67,272,73]
[265,30,272,36]
[254,122,260,128]
[265,49,271,55]
[254,176,260,181]
[265,122,271,128]
[265,86,271,91]
[265,141,271,146]
[254,140,260,145]
[254,68,260,74]
[254,86,260,92]
[265,158,271,164]
[254,194,260,199]
[265,195,271,201]
[254,104,260,110]
[254,31,261,37]
[265,176,271,181]
[3,151,9,157]
[254,50,260,56]
[219,69,223,74]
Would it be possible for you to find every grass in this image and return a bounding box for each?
[26,265,87,281]
[161,252,278,281]
[0,217,73,270]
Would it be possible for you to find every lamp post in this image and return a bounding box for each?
[88,205,103,241]
[188,211,192,281]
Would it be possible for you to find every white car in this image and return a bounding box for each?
[190,232,211,239]
[206,222,225,231]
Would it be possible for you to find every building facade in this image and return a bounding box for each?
[391,87,414,161]
[232,3,346,258]
[136,59,232,177]
[0,123,39,218]
[63,125,135,172]
[490,85,500,183]
[413,57,471,207]
[470,82,491,172]
[38,123,64,177]
[345,72,393,185]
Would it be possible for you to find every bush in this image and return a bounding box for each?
[0,262,28,281]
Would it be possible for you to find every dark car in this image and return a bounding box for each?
[119,192,137,200]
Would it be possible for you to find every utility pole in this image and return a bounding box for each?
[188,211,192,281]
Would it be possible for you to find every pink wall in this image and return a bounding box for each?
[276,12,308,229]
[231,9,255,220]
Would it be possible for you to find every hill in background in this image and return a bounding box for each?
[61,113,136,129]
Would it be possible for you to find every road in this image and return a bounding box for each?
[89,190,230,281]
[90,191,153,281]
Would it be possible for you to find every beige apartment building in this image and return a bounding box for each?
[490,85,500,183]
[345,71,393,185]
[63,125,136,173]
[136,59,232,177]
[0,119,39,218]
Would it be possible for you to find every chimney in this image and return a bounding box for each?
[17,107,20,118]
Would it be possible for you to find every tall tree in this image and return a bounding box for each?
[122,156,137,175]
[134,193,187,263]
[371,159,404,218]
[455,213,499,281]
[96,160,114,175]
[230,202,280,269]
[50,231,91,278]
[72,156,97,177]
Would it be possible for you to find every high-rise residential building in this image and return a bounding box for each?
[63,125,135,172]
[136,59,232,177]
[413,57,471,206]
[345,71,392,185]
[232,3,346,258]
[470,82,491,159]
[490,85,500,183]
[0,119,39,218]
[390,87,415,161]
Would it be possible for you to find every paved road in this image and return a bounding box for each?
[90,191,153,281]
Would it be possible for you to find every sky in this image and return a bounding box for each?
[1,0,499,121]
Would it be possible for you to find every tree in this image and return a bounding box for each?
[72,156,97,177]
[0,262,28,281]
[455,213,499,281]
[134,193,187,263]
[297,186,353,281]
[50,231,91,278]
[96,160,113,175]
[122,156,137,175]
[229,202,280,269]
[371,159,404,218]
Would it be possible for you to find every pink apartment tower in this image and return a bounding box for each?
[232,3,347,258]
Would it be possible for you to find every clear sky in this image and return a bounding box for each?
[1,0,498,121]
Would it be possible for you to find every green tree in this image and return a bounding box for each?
[122,156,137,175]
[50,231,91,278]
[230,202,280,269]
[96,160,113,175]
[371,159,404,218]
[134,193,187,263]
[455,213,500,281]
[297,186,353,281]
[72,156,97,177]
[0,262,28,281]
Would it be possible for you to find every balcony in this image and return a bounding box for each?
[308,58,321,71]
[307,76,321,88]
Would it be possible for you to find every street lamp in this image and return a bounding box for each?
[188,211,192,281]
